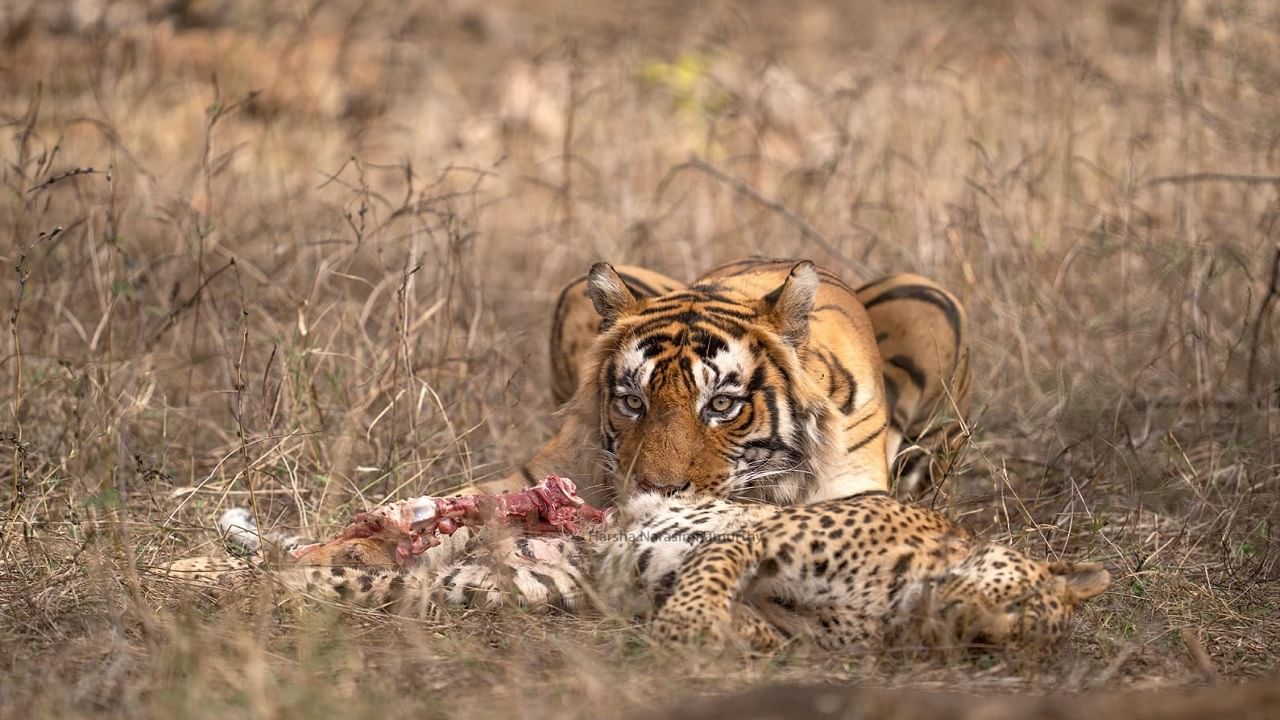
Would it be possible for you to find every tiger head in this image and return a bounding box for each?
[579,260,832,502]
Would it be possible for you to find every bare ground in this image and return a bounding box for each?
[1,1,1278,717]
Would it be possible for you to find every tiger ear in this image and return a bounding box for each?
[759,261,819,346]
[586,262,639,328]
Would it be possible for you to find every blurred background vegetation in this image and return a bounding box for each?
[1,1,1277,717]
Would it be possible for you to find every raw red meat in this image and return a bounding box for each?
[299,475,612,565]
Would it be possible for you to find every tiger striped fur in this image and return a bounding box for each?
[165,258,976,626]
[489,257,970,503]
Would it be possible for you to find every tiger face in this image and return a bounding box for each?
[583,261,830,500]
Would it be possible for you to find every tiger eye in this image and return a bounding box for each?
[710,395,733,413]
[624,395,644,411]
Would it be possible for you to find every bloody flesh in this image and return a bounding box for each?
[296,475,612,565]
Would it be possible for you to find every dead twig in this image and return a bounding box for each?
[144,259,237,350]
[25,167,103,195]
[1246,245,1280,396]
[1179,626,1219,685]
[1141,173,1280,188]
[560,39,580,245]
[1,227,60,560]
[657,155,862,272]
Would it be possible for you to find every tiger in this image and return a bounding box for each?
[481,256,970,504]
[164,258,974,619]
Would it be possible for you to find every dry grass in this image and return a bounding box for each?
[1,0,1278,717]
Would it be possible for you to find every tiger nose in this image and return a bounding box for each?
[634,476,690,496]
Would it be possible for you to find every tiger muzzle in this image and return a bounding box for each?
[634,476,692,497]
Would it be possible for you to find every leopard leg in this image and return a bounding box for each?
[163,555,256,585]
[431,562,504,610]
[597,494,774,616]
[806,606,881,650]
[504,535,590,612]
[275,564,425,610]
[649,533,768,650]
[730,603,787,653]
[431,535,589,612]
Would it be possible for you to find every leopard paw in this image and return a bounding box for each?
[650,597,730,650]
